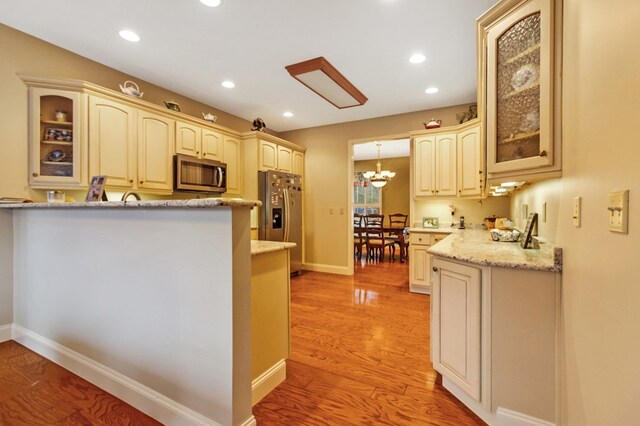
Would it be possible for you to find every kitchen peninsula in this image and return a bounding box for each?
[428,229,562,425]
[0,199,260,426]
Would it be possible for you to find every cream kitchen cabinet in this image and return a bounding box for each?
[457,122,484,197]
[137,110,174,192]
[176,121,224,161]
[478,0,563,182]
[223,135,242,196]
[292,150,304,176]
[88,95,137,189]
[431,257,482,401]
[409,231,450,294]
[413,133,456,197]
[89,95,174,194]
[26,85,88,189]
[258,139,297,173]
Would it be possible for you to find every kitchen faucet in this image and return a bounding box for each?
[121,191,141,202]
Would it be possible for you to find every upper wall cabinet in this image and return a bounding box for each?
[137,110,174,192]
[258,139,298,173]
[175,121,224,162]
[412,120,483,199]
[478,0,563,182]
[28,87,88,188]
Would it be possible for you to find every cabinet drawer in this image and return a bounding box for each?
[432,234,450,244]
[410,233,431,245]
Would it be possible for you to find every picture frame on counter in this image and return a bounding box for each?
[521,212,539,249]
[423,217,439,229]
[85,175,108,202]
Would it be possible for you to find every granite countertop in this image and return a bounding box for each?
[251,240,297,255]
[409,227,457,234]
[427,229,562,272]
[0,198,261,209]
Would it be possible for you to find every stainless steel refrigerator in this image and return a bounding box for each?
[258,170,303,274]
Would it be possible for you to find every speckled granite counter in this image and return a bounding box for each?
[427,229,562,272]
[409,227,457,235]
[251,240,296,256]
[0,198,261,209]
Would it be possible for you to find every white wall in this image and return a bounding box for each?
[510,179,562,241]
[516,1,640,423]
[0,210,12,325]
[11,207,252,426]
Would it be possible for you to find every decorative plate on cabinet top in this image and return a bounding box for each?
[47,150,66,162]
[511,64,539,90]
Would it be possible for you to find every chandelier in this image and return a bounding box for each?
[362,143,395,188]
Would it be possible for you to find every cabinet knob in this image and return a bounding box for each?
[32,172,38,177]
[540,150,548,157]
[139,181,143,184]
[418,237,422,242]
[433,267,438,272]
[129,179,133,183]
[197,151,200,155]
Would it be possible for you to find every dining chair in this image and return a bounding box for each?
[364,214,395,261]
[353,213,365,259]
[388,213,409,261]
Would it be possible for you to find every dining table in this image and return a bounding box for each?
[355,225,408,263]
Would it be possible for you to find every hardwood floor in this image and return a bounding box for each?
[0,340,161,425]
[253,253,486,425]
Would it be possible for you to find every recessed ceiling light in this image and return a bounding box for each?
[200,0,221,7]
[119,30,140,42]
[221,80,235,89]
[283,111,294,118]
[425,87,439,94]
[409,54,426,64]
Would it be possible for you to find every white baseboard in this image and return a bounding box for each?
[497,407,555,426]
[409,284,430,294]
[303,263,351,275]
[252,359,286,405]
[443,377,495,426]
[11,324,225,426]
[0,324,12,342]
[239,415,257,426]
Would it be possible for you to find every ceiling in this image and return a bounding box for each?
[353,139,410,161]
[0,0,496,133]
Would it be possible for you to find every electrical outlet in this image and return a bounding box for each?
[339,208,345,215]
[608,190,629,233]
[329,208,334,215]
[573,197,581,227]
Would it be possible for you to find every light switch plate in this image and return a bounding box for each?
[521,204,528,219]
[608,190,629,233]
[573,197,581,227]
[542,202,547,223]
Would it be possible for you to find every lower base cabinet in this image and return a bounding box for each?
[409,231,450,294]
[431,258,481,401]
[430,256,560,425]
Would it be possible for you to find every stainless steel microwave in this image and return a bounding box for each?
[174,154,227,193]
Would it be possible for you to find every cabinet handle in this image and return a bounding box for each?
[433,267,438,272]
[539,150,547,157]
[32,172,38,177]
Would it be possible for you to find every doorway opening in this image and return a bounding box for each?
[348,135,411,280]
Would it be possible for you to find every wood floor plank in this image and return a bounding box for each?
[254,258,487,425]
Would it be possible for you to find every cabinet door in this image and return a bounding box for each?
[292,150,304,176]
[409,244,431,294]
[431,258,481,401]
[138,111,174,191]
[30,88,87,188]
[175,121,201,157]
[258,140,278,171]
[277,146,293,173]
[89,95,136,189]
[457,124,483,197]
[224,136,242,195]
[435,134,457,196]
[414,135,436,196]
[485,0,554,174]
[202,129,224,161]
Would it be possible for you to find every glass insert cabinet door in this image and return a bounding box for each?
[484,0,557,174]
[29,87,87,188]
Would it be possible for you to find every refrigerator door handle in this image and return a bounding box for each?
[283,188,290,242]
